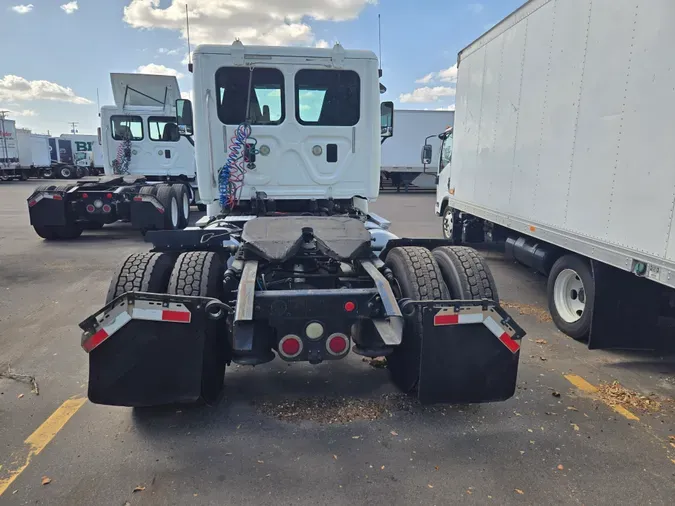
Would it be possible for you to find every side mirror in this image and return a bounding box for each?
[421,144,432,165]
[175,99,194,136]
[380,101,394,139]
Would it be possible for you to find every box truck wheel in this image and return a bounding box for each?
[547,255,594,341]
[441,206,458,241]
[106,252,175,303]
[384,246,450,393]
[432,246,499,302]
[58,166,73,179]
[168,251,227,404]
[155,184,180,230]
[42,168,54,179]
[172,184,190,228]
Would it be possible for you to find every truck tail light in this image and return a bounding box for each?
[278,335,303,359]
[326,333,349,356]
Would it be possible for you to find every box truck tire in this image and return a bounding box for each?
[167,251,227,404]
[58,166,73,179]
[384,247,450,393]
[432,246,499,303]
[547,255,594,341]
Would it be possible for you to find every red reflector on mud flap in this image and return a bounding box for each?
[52,194,63,201]
[434,308,520,354]
[162,310,191,323]
[434,313,458,325]
[83,328,109,352]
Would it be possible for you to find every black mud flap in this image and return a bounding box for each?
[80,293,229,407]
[28,193,68,227]
[409,300,525,404]
[130,198,165,230]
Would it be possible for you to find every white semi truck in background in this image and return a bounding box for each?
[381,109,453,191]
[25,73,197,238]
[434,0,675,351]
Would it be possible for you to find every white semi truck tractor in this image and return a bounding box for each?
[26,73,197,238]
[76,42,525,408]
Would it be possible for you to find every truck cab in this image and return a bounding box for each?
[178,41,383,214]
[101,74,196,181]
[434,126,454,219]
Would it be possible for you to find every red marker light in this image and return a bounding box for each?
[28,199,37,207]
[344,301,356,312]
[106,193,113,199]
[102,204,111,213]
[86,204,95,213]
[81,193,88,199]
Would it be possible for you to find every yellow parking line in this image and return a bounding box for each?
[0,397,87,496]
[564,374,639,421]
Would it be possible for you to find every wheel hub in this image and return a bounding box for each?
[553,268,586,323]
[171,197,179,227]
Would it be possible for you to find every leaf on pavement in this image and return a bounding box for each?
[539,356,547,361]
[41,476,51,486]
[552,391,561,398]
[515,489,524,495]
[557,464,564,470]
[535,339,547,344]
[333,455,338,460]
[390,430,398,436]
[133,486,146,493]
[17,394,24,399]
[668,435,675,441]
[571,423,580,431]
[567,406,578,411]
[427,484,434,489]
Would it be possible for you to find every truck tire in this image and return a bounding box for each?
[547,255,594,341]
[58,166,73,179]
[139,185,157,196]
[155,184,180,230]
[42,168,54,179]
[105,252,175,304]
[33,224,83,240]
[172,184,190,228]
[441,206,458,241]
[432,246,499,302]
[168,251,227,404]
[385,246,450,393]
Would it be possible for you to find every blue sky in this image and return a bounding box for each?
[0,0,523,135]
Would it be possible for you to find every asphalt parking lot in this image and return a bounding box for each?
[1,180,674,506]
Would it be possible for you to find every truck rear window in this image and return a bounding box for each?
[215,67,284,125]
[148,116,179,142]
[111,115,143,141]
[295,70,360,126]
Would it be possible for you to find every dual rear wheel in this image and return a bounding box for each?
[106,251,226,404]
[385,245,499,393]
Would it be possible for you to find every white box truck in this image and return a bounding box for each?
[381,109,453,191]
[434,0,675,350]
[59,134,104,176]
[0,120,49,180]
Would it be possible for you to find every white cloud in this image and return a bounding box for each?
[60,1,78,14]
[315,39,330,49]
[0,75,92,104]
[467,3,484,14]
[435,104,456,111]
[159,47,181,55]
[399,86,456,104]
[136,64,185,79]
[415,73,434,85]
[123,0,375,46]
[11,4,33,14]
[414,64,458,86]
